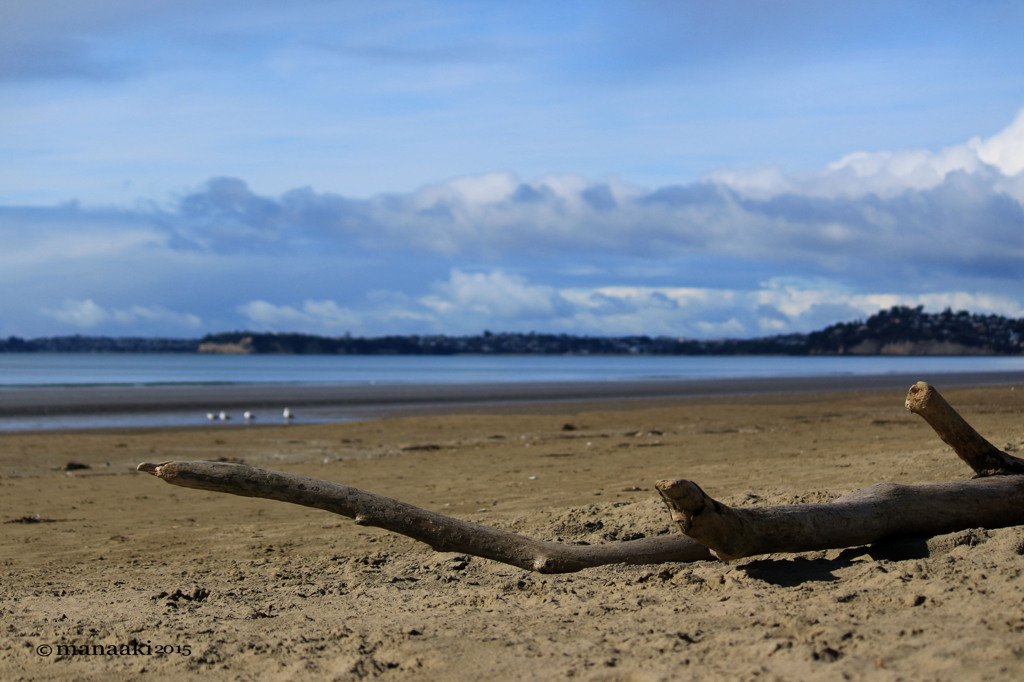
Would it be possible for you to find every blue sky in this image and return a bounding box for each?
[3,0,1024,339]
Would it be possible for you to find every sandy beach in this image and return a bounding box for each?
[4,376,1024,680]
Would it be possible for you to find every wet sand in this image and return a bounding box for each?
[5,369,1024,419]
[3,377,1024,680]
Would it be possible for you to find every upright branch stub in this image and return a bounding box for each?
[654,381,1024,561]
[905,381,1024,477]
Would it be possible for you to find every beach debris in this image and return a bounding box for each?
[137,459,712,572]
[62,461,91,471]
[400,444,442,452]
[247,605,277,619]
[153,587,210,603]
[657,381,1024,561]
[137,382,1024,574]
[5,514,60,524]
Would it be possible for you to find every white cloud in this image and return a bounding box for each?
[408,272,1024,338]
[914,292,1024,319]
[421,269,564,320]
[977,110,1024,176]
[414,172,520,208]
[708,108,1024,201]
[753,278,1024,321]
[41,299,201,330]
[146,105,1024,285]
[237,299,360,332]
[42,299,109,327]
[111,304,202,328]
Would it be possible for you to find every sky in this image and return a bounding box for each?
[3,0,1024,340]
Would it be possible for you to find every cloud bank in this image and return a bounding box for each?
[4,110,1024,339]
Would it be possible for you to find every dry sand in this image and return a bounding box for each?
[3,380,1024,680]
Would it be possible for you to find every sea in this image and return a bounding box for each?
[2,353,1024,431]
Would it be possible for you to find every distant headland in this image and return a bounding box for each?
[2,306,1022,355]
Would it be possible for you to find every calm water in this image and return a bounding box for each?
[4,352,1024,387]
[3,353,1024,431]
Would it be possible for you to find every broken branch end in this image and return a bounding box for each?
[137,461,174,476]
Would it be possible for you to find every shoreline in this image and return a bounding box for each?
[3,369,1024,431]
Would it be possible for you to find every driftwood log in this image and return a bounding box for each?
[138,381,1024,572]
[137,459,713,572]
[658,381,1024,561]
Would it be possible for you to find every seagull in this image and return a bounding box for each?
[283,407,293,421]
[218,411,230,421]
[206,412,216,421]
[243,411,254,422]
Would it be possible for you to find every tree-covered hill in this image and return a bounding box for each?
[806,306,1024,355]
[2,306,1022,355]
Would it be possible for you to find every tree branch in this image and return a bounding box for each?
[656,475,1024,561]
[137,460,712,573]
[904,380,1024,476]
[657,381,1024,561]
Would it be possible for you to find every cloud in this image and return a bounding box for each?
[237,300,361,333]
[296,270,1024,339]
[41,299,110,328]
[7,109,1024,338]
[0,0,517,84]
[421,269,567,320]
[181,110,1024,264]
[708,108,1024,200]
[41,299,202,330]
[153,121,1024,291]
[0,0,194,82]
[552,279,1024,338]
[977,110,1024,176]
[0,204,164,271]
[0,37,118,81]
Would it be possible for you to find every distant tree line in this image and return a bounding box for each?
[2,306,1023,355]
[0,335,200,353]
[189,329,812,356]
